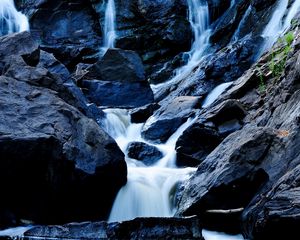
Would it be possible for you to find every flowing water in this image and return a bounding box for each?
[101,0,117,53]
[260,0,300,54]
[151,0,211,94]
[0,0,29,36]
[104,109,197,222]
[202,82,233,108]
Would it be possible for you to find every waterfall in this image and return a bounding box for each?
[101,0,117,53]
[103,109,196,222]
[0,0,29,36]
[151,0,210,93]
[202,82,233,108]
[260,0,300,54]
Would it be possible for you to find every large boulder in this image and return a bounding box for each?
[177,127,275,217]
[82,49,154,108]
[0,75,127,227]
[0,32,126,228]
[23,217,203,240]
[142,96,201,143]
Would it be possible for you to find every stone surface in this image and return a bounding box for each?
[22,217,203,240]
[127,142,163,166]
[142,96,202,143]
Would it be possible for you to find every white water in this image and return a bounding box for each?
[101,0,117,53]
[104,109,196,222]
[260,0,300,54]
[202,82,233,108]
[151,0,211,94]
[0,226,32,237]
[0,0,29,36]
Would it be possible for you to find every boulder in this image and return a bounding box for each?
[82,49,154,108]
[175,123,221,167]
[23,217,203,240]
[130,103,160,124]
[142,96,202,143]
[242,164,300,240]
[127,142,163,166]
[82,80,154,108]
[84,49,145,82]
[0,73,126,227]
[177,127,276,231]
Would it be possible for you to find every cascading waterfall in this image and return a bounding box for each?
[260,0,300,54]
[151,0,210,93]
[101,0,117,53]
[105,109,197,222]
[0,0,29,36]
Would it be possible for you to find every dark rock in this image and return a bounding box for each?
[142,96,202,143]
[17,0,102,71]
[84,49,145,82]
[23,216,203,240]
[176,123,221,167]
[0,75,127,227]
[177,127,275,231]
[207,0,231,22]
[127,142,163,166]
[82,80,154,108]
[242,164,300,240]
[130,103,160,123]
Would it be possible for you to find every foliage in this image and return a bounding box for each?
[269,31,294,78]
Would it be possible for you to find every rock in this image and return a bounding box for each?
[207,0,231,22]
[142,96,202,143]
[175,123,221,167]
[177,127,275,231]
[127,142,163,166]
[242,164,300,240]
[203,99,247,135]
[17,0,102,71]
[84,49,145,82]
[130,103,160,123]
[0,74,127,227]
[81,49,153,108]
[23,216,203,240]
[82,80,154,108]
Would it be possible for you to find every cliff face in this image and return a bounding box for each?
[1,0,300,239]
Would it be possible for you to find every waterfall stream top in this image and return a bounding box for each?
[0,0,29,36]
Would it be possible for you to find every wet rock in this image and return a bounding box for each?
[207,0,231,22]
[176,123,221,167]
[84,49,145,82]
[82,80,153,108]
[127,142,163,166]
[242,164,300,240]
[142,96,202,143]
[23,216,203,240]
[130,103,160,123]
[82,49,153,108]
[17,0,102,71]
[0,73,126,227]
[177,127,275,231]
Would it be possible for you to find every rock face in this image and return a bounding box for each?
[82,49,154,108]
[127,142,163,166]
[0,32,127,228]
[142,96,201,143]
[16,0,102,71]
[177,18,300,237]
[23,217,203,240]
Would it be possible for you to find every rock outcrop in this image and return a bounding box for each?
[0,32,127,229]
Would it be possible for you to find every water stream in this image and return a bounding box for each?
[101,0,117,54]
[151,0,211,94]
[0,0,29,36]
[260,0,300,54]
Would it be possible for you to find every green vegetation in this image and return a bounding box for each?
[269,31,294,78]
